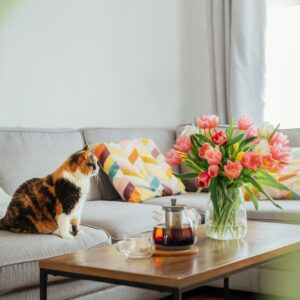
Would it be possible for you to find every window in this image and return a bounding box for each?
[264,1,300,128]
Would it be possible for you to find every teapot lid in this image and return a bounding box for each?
[162,198,185,212]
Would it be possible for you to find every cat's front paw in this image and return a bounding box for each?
[76,230,85,237]
[60,232,74,240]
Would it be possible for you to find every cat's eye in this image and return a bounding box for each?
[87,162,96,170]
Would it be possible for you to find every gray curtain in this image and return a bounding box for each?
[207,0,267,124]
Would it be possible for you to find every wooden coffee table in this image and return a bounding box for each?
[39,221,300,300]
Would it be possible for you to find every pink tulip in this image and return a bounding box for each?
[166,149,181,166]
[204,147,222,165]
[242,152,261,171]
[212,130,227,146]
[238,116,253,131]
[174,135,192,153]
[208,115,219,129]
[196,171,211,189]
[208,165,220,177]
[274,163,287,173]
[224,160,243,179]
[270,144,292,164]
[260,154,276,170]
[246,126,259,139]
[198,142,212,158]
[197,116,210,129]
[197,115,219,129]
[270,132,289,147]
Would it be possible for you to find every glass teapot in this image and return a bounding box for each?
[153,198,200,249]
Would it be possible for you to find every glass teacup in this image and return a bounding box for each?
[117,233,155,259]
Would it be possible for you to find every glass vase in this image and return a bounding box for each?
[205,187,247,240]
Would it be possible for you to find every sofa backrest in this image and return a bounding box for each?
[0,128,85,195]
[0,127,177,201]
[82,127,176,154]
[2,125,298,200]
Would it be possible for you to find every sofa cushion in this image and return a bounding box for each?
[0,128,85,195]
[94,139,185,203]
[0,280,168,300]
[245,200,300,224]
[0,226,111,295]
[81,200,161,241]
[3,279,112,300]
[82,127,177,154]
[3,279,167,300]
[82,128,178,200]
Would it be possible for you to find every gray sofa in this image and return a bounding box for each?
[0,126,300,300]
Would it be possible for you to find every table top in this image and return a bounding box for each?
[39,221,300,289]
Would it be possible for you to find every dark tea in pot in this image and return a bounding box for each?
[153,224,194,247]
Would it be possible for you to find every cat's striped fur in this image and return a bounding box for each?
[0,146,98,239]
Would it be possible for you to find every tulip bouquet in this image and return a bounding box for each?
[167,115,292,239]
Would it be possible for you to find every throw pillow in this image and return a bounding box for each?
[0,187,11,219]
[94,138,185,203]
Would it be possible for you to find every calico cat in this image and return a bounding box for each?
[0,146,98,239]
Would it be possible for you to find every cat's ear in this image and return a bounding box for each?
[84,144,96,154]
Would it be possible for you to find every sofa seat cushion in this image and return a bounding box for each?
[0,226,111,295]
[245,200,300,224]
[81,201,161,241]
[2,279,112,300]
[3,279,167,300]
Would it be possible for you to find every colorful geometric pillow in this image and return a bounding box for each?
[94,139,185,203]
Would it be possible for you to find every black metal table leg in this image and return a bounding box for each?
[224,277,229,300]
[40,269,48,300]
[172,288,182,300]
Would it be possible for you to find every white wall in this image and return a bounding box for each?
[0,0,212,128]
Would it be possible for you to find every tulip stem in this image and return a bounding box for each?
[206,187,244,239]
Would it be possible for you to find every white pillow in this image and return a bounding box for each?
[0,188,11,219]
